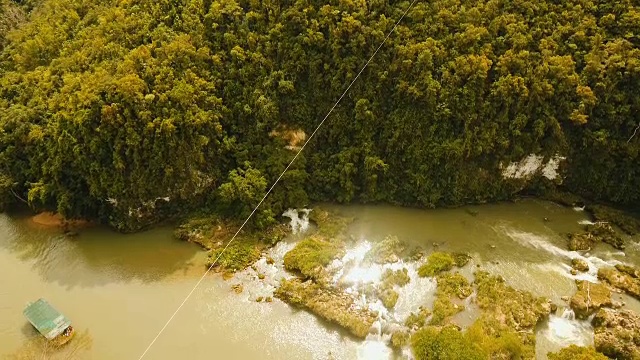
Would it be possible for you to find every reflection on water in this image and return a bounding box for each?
[1,199,639,359]
[0,215,201,287]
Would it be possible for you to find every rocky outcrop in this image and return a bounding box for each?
[616,264,640,279]
[592,308,640,359]
[586,223,625,250]
[568,232,594,251]
[474,271,553,330]
[598,266,640,300]
[569,281,612,319]
[567,222,625,251]
[274,278,377,338]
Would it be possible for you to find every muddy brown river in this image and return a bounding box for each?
[1,199,639,359]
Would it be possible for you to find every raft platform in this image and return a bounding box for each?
[23,298,75,346]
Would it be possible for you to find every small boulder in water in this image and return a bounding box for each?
[231,284,243,294]
[452,252,472,267]
[568,233,593,251]
[570,280,612,319]
[570,269,578,276]
[571,258,590,272]
[561,296,570,302]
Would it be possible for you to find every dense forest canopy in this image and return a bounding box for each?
[0,0,638,230]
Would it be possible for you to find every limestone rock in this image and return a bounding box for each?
[592,308,640,359]
[598,266,640,300]
[569,281,612,319]
[586,222,625,250]
[571,258,590,272]
[275,278,377,338]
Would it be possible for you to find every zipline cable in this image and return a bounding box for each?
[138,1,419,357]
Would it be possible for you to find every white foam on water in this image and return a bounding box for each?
[392,264,437,321]
[538,308,593,349]
[282,208,311,234]
[607,251,626,257]
[357,336,393,360]
[327,240,439,345]
[503,228,621,283]
[229,241,297,300]
[578,219,594,225]
[574,206,586,212]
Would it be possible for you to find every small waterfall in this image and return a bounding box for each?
[282,208,311,234]
[325,239,440,352]
[560,308,575,320]
[573,206,586,212]
[357,337,393,360]
[537,307,593,351]
[360,313,392,360]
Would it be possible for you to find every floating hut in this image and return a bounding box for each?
[23,298,75,346]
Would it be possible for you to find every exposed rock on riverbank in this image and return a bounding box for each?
[592,308,640,359]
[598,265,640,300]
[175,215,290,276]
[31,212,90,230]
[587,204,640,236]
[567,222,625,251]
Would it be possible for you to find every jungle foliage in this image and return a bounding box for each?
[1,0,639,230]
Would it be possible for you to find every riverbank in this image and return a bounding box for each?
[30,212,92,231]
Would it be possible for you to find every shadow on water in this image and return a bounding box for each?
[7,327,94,359]
[0,214,202,288]
[20,321,39,338]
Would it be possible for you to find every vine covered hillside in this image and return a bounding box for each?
[0,0,638,230]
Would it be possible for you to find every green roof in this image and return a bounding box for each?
[23,298,71,340]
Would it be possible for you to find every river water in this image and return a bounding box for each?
[1,199,639,359]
